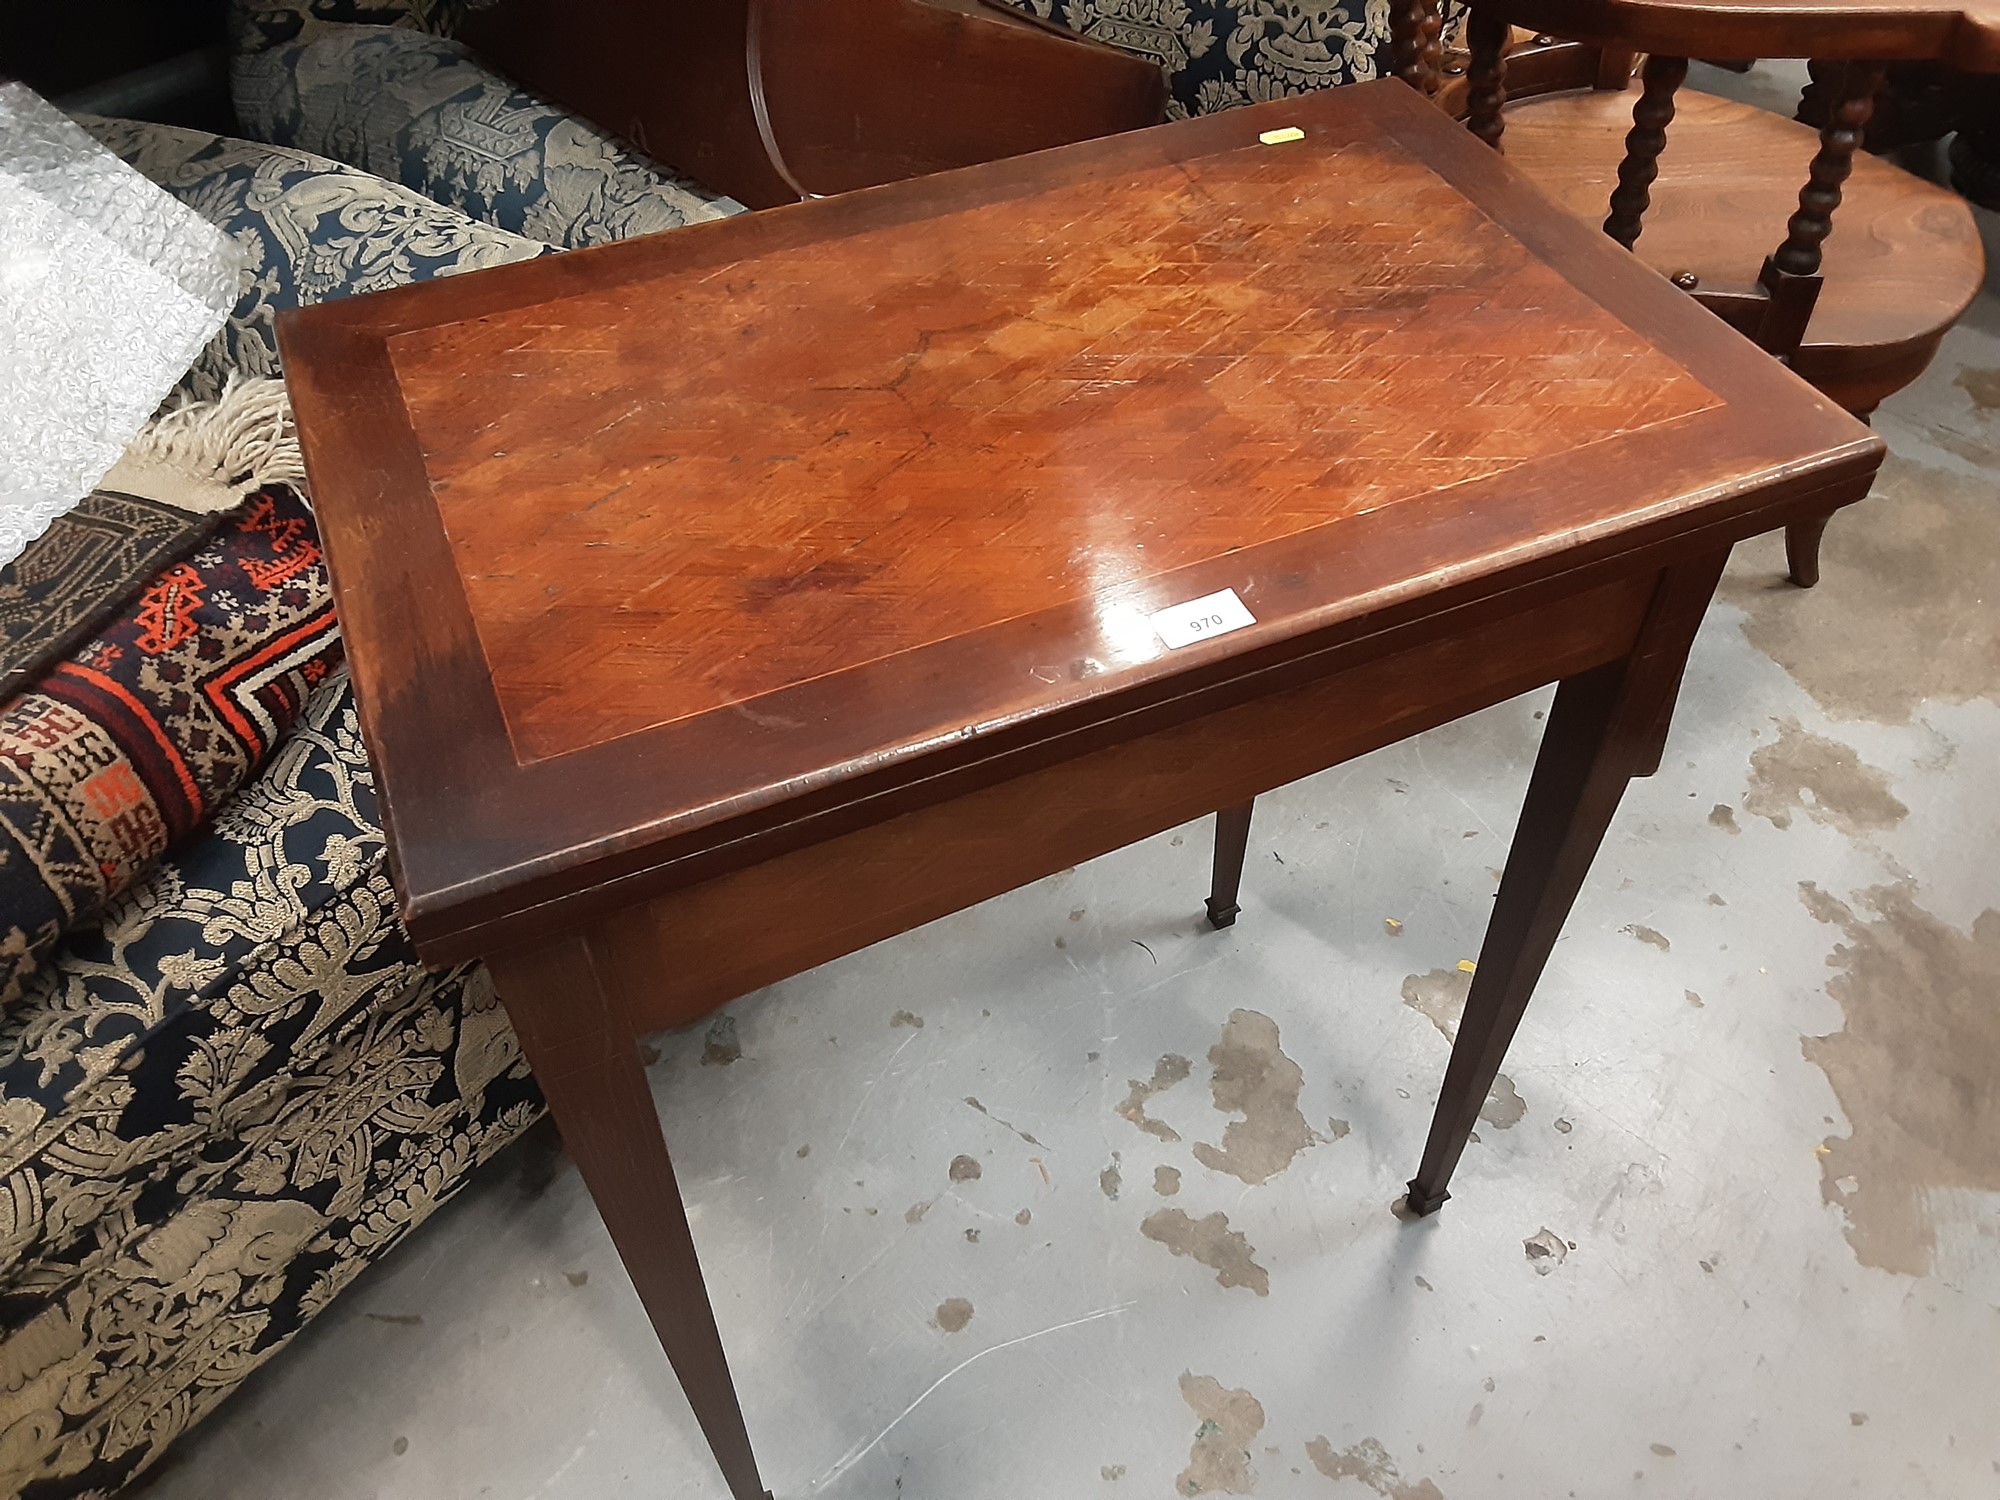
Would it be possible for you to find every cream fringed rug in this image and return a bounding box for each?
[0,377,307,698]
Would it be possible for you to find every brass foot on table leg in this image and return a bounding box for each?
[1205,802,1254,931]
[1402,1178,1451,1217]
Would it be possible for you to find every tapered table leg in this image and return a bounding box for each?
[1206,800,1256,928]
[489,924,774,1500]
[1785,512,1833,587]
[1404,555,1726,1215]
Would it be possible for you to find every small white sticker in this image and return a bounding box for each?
[1150,588,1256,650]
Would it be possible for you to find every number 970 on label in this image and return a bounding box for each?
[1148,588,1257,650]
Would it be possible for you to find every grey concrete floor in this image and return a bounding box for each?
[138,65,2000,1500]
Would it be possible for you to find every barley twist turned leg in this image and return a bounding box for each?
[1466,9,1509,150]
[1603,53,1689,250]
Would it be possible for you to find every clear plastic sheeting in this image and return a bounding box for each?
[0,84,245,565]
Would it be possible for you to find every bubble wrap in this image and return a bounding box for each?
[0,84,246,565]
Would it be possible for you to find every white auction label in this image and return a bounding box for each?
[1149,588,1256,649]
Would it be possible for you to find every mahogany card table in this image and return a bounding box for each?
[283,79,1881,1500]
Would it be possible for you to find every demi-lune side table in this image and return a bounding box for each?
[282,80,1881,1500]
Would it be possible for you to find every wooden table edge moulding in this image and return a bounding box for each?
[282,81,1882,1500]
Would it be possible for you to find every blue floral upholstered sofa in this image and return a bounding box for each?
[0,2,1399,1493]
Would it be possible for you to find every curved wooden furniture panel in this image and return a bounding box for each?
[748,0,1166,199]
[457,0,1165,208]
[1489,0,2000,67]
[1502,84,1985,409]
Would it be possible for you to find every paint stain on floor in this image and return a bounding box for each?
[1401,968,1471,1043]
[948,1154,982,1184]
[1722,456,2000,724]
[1141,1209,1271,1296]
[1524,1228,1568,1274]
[1709,803,1741,834]
[1192,1009,1317,1184]
[1175,1373,1264,1495]
[1952,365,2000,410]
[1744,718,1908,835]
[933,1298,973,1333]
[1624,924,1671,952]
[700,1016,742,1067]
[1118,1053,1194,1142]
[1800,880,2000,1276]
[1155,1166,1182,1196]
[1304,1435,1445,1499]
[1481,1074,1526,1130]
[890,1010,925,1029]
[1100,1158,1123,1200]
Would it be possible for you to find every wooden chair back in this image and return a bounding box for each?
[1430,28,1635,116]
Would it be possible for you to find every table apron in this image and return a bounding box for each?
[572,567,1655,1036]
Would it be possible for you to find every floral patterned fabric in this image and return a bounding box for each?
[231,25,740,250]
[1001,0,1465,117]
[0,673,542,1497]
[1002,0,1394,116]
[75,116,545,403]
